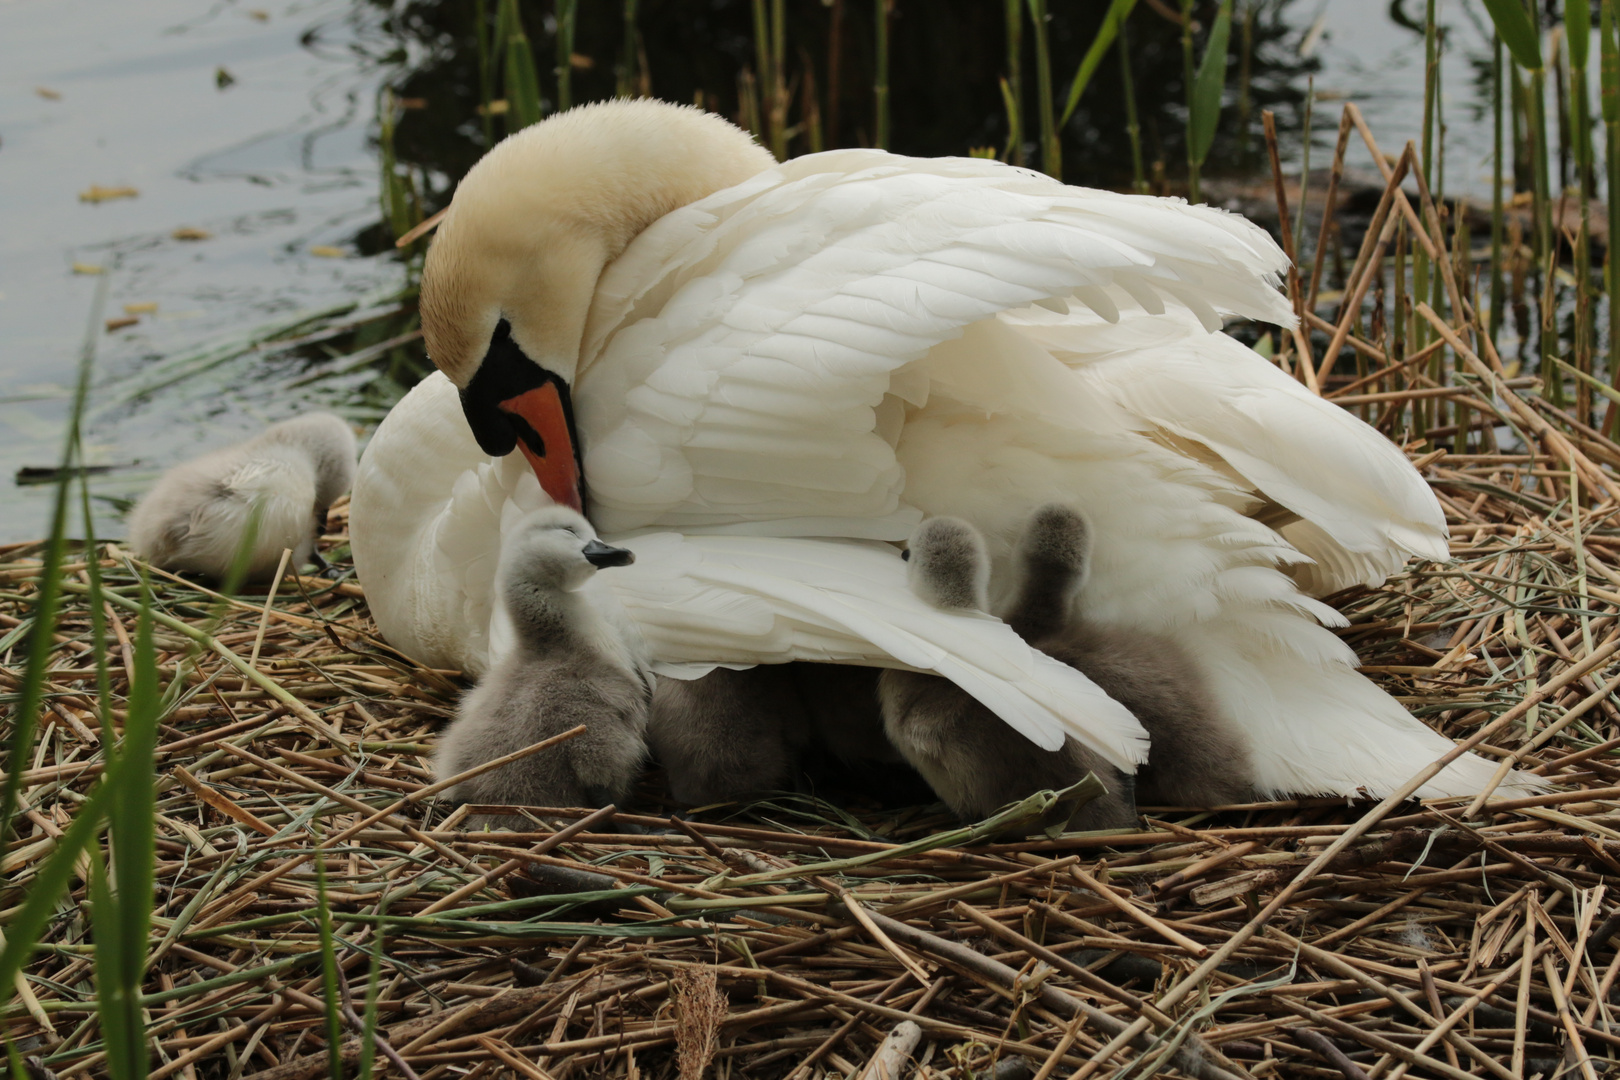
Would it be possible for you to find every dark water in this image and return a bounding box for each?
[0,0,1510,541]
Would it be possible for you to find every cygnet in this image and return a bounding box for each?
[434,507,652,829]
[127,412,356,583]
[877,517,1136,829]
[1006,503,1254,808]
[648,665,813,805]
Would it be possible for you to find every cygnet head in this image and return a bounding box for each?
[258,413,358,507]
[1017,503,1091,592]
[498,507,635,598]
[903,517,990,612]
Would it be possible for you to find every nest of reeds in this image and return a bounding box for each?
[5,357,1620,1080]
[5,105,1620,1080]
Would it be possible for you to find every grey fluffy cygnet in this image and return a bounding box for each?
[1006,504,1254,808]
[434,508,652,829]
[648,666,813,805]
[127,413,356,583]
[877,517,1136,830]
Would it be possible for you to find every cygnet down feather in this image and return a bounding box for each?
[1006,504,1255,808]
[879,517,1137,830]
[127,413,356,583]
[648,666,813,805]
[434,507,652,829]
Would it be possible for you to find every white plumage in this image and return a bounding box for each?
[351,99,1539,800]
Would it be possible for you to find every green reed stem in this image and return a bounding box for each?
[618,0,640,97]
[1296,76,1313,259]
[1027,0,1058,178]
[1238,0,1254,167]
[555,0,576,112]
[1493,33,1507,340]
[1573,0,1596,423]
[1601,0,1620,432]
[874,0,890,149]
[475,0,493,144]
[1181,0,1198,201]
[1003,0,1022,165]
[1120,19,1146,192]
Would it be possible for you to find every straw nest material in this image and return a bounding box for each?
[5,368,1620,1080]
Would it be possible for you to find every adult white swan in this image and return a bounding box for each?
[352,99,1534,799]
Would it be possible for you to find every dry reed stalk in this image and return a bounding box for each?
[9,119,1620,1080]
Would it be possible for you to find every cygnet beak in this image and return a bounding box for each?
[581,538,634,569]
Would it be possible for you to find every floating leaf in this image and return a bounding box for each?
[215,66,236,90]
[309,246,347,258]
[171,226,211,241]
[105,317,139,332]
[122,302,157,315]
[35,86,61,101]
[72,262,104,275]
[79,185,139,203]
[1481,0,1543,72]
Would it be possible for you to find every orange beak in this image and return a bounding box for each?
[499,382,583,513]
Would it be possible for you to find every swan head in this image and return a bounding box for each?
[499,506,635,598]
[421,99,776,513]
[903,517,991,612]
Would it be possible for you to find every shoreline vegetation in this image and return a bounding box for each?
[5,2,1620,1077]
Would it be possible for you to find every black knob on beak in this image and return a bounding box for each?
[582,538,635,568]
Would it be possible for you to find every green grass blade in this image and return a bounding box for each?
[88,844,142,1080]
[315,849,345,1080]
[1552,354,1620,404]
[0,276,107,847]
[1025,0,1058,177]
[108,575,159,1063]
[555,0,576,113]
[1603,0,1619,124]
[475,0,493,144]
[501,0,542,131]
[1571,0,1593,71]
[75,444,114,746]
[617,0,640,98]
[874,0,891,149]
[1058,0,1138,126]
[1483,0,1543,72]
[1001,0,1022,165]
[1188,0,1234,168]
[0,777,114,1009]
[7,1038,27,1080]
[357,898,390,1080]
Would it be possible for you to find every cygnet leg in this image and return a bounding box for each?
[879,669,1136,830]
[649,666,812,805]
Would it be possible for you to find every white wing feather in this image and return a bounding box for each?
[576,150,1293,538]
[1006,303,1449,592]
